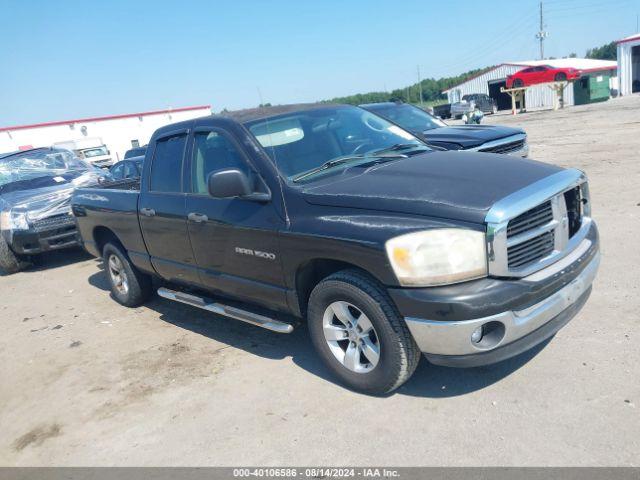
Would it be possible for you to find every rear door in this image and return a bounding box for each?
[184,126,288,311]
[139,128,199,284]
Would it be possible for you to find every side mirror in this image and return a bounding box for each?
[207,168,253,199]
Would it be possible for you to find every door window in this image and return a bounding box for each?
[149,134,187,192]
[190,131,248,194]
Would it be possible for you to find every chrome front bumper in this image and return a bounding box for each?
[405,247,600,360]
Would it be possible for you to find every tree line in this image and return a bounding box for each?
[322,66,492,106]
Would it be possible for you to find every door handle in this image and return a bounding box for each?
[140,208,156,217]
[188,212,208,223]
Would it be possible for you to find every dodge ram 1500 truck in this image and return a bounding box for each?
[71,104,600,394]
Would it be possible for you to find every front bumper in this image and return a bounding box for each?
[4,215,78,255]
[389,223,599,368]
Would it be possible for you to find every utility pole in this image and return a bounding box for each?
[536,1,548,60]
[417,66,423,105]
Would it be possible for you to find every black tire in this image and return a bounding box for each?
[103,242,152,307]
[513,79,524,88]
[0,235,30,274]
[307,269,421,395]
[555,72,567,82]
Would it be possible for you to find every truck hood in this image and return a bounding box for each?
[299,151,562,224]
[0,170,105,221]
[421,125,525,149]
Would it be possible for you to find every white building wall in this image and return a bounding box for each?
[0,107,211,161]
[524,82,575,109]
[445,65,523,103]
[618,37,640,96]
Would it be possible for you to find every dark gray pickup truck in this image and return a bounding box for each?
[71,104,600,394]
[361,102,528,156]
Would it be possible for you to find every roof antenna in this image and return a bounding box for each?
[256,87,290,225]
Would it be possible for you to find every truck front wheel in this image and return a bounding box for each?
[103,242,152,307]
[307,270,421,395]
[0,235,30,274]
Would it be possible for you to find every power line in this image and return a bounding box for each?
[434,15,538,75]
[546,0,634,13]
[545,3,636,21]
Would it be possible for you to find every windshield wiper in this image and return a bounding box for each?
[370,143,430,156]
[292,153,406,183]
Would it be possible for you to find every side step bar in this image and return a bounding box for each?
[157,287,294,334]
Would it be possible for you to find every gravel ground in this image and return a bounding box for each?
[1,96,639,466]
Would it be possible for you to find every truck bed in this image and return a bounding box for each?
[71,185,147,262]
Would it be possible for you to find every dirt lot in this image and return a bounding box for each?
[1,96,639,466]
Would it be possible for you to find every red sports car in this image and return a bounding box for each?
[506,65,581,88]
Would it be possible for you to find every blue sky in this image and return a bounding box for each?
[1,0,638,125]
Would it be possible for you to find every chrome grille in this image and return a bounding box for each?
[508,230,555,269]
[507,201,553,236]
[485,169,591,278]
[32,214,75,232]
[479,138,526,155]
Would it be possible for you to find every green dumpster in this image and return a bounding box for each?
[574,73,611,105]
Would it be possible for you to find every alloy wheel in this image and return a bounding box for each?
[322,301,380,373]
[108,254,129,296]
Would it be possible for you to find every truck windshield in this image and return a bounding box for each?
[245,106,427,181]
[367,104,447,132]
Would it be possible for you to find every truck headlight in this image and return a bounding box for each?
[385,229,487,286]
[0,211,29,231]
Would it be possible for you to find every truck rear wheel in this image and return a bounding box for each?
[307,270,420,395]
[103,242,152,307]
[0,235,30,274]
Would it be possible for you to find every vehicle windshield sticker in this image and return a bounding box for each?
[53,176,65,183]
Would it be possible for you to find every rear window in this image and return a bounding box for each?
[149,135,186,192]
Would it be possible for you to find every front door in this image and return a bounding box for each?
[139,130,199,284]
[536,66,551,83]
[184,127,288,311]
